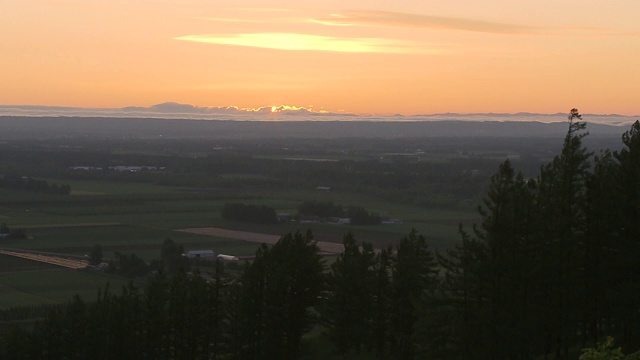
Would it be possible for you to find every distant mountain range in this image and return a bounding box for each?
[0,103,637,126]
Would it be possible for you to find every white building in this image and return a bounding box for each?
[185,250,216,260]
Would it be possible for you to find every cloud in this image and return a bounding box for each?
[199,17,255,23]
[174,33,433,53]
[311,10,540,34]
[233,7,297,13]
[200,9,301,24]
[0,103,351,121]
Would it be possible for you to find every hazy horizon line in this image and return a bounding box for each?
[0,103,637,126]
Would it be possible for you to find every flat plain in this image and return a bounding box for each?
[0,178,475,309]
[7,118,604,310]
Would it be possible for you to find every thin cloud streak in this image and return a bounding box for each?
[311,10,539,34]
[196,9,626,38]
[199,17,255,23]
[311,10,628,37]
[199,17,305,24]
[175,33,438,54]
[233,7,297,13]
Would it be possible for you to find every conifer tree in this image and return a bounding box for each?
[535,109,592,359]
[144,271,170,359]
[389,229,439,359]
[234,231,324,360]
[325,232,376,355]
[612,120,640,350]
[440,160,539,359]
[582,151,620,345]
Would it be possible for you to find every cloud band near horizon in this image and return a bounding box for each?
[311,10,539,34]
[174,33,436,53]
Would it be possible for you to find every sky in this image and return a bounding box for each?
[2,0,640,117]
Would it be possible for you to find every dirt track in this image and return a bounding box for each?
[177,227,344,254]
[0,249,88,269]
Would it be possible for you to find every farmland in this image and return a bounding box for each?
[0,179,474,261]
[0,264,134,309]
[0,116,624,311]
[0,177,473,310]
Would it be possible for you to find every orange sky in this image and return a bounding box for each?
[2,0,639,115]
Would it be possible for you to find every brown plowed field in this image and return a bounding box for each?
[177,227,344,254]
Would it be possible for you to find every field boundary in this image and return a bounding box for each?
[177,227,345,254]
[13,222,122,229]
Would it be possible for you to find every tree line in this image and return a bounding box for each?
[0,223,26,240]
[1,115,640,359]
[298,200,381,225]
[221,201,382,225]
[429,115,640,359]
[0,229,436,360]
[0,176,71,195]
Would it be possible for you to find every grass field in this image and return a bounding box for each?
[1,225,262,261]
[0,178,479,309]
[0,254,59,273]
[0,256,136,310]
[1,181,477,247]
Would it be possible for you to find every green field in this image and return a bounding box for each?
[0,178,478,310]
[0,257,135,309]
[1,181,476,249]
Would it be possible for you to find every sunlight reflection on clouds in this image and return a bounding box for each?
[174,33,439,54]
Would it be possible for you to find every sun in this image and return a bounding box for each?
[270,106,278,113]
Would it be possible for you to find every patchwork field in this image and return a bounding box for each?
[0,178,477,310]
[0,254,135,310]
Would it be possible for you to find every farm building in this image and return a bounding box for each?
[185,250,215,260]
[217,254,239,261]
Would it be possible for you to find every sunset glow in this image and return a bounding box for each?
[2,0,640,116]
[175,33,427,54]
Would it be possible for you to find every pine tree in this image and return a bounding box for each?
[144,272,170,359]
[480,162,539,359]
[437,110,593,359]
[582,151,620,345]
[371,246,393,360]
[612,120,640,350]
[535,109,592,359]
[440,160,539,359]
[234,231,325,360]
[325,232,376,355]
[389,229,439,359]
